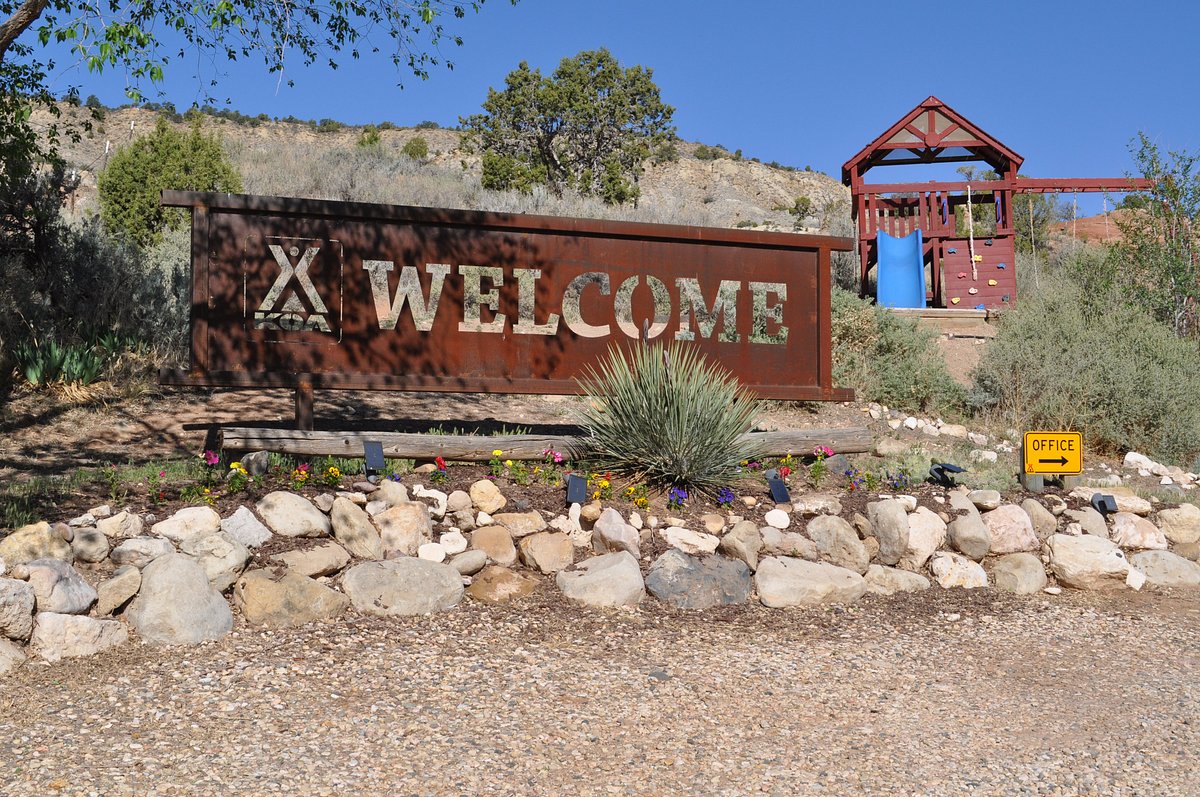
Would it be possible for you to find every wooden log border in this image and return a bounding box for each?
[220,427,874,461]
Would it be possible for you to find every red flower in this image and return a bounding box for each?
[435,456,446,471]
[780,465,791,478]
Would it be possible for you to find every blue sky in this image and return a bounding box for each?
[41,0,1197,214]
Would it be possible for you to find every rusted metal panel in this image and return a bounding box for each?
[161,191,854,401]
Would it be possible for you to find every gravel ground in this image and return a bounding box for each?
[2,587,1197,797]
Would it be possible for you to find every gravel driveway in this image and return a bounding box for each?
[2,588,1197,797]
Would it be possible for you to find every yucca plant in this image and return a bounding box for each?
[574,341,766,495]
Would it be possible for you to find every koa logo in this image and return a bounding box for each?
[253,244,333,333]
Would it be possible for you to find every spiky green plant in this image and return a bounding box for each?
[574,341,766,495]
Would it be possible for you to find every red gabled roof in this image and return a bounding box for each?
[842,96,1023,185]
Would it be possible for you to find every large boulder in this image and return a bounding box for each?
[863,565,930,596]
[659,526,719,555]
[718,521,762,571]
[95,566,141,617]
[645,550,751,610]
[24,559,96,614]
[760,528,818,560]
[330,497,384,560]
[866,500,910,565]
[790,494,843,517]
[234,569,350,627]
[96,511,144,539]
[1156,504,1200,545]
[0,522,71,565]
[255,492,331,538]
[755,557,866,607]
[341,559,464,616]
[947,490,990,561]
[376,503,432,556]
[270,542,350,578]
[517,532,574,574]
[1021,499,1058,541]
[1109,513,1168,550]
[450,549,488,576]
[70,529,110,563]
[465,566,539,605]
[0,578,35,640]
[929,552,988,589]
[804,515,869,574]
[220,506,273,549]
[109,536,174,568]
[1064,507,1108,538]
[897,507,947,571]
[30,613,127,663]
[374,480,409,509]
[126,553,234,644]
[592,508,640,558]
[492,512,547,538]
[988,553,1048,594]
[179,532,250,591]
[1047,533,1138,591]
[470,525,517,567]
[152,506,221,543]
[0,638,25,675]
[966,490,1002,511]
[469,479,507,514]
[981,505,1039,554]
[1127,550,1200,587]
[556,552,645,608]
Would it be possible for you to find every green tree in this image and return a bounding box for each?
[462,48,676,205]
[1111,133,1200,339]
[99,117,242,246]
[0,1,514,176]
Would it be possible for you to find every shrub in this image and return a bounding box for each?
[98,117,242,246]
[357,125,382,150]
[970,271,1200,465]
[574,342,766,495]
[401,136,429,161]
[831,288,964,414]
[414,120,439,130]
[694,143,721,161]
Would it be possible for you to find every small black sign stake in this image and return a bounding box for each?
[363,440,386,481]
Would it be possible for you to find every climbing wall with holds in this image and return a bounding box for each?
[941,237,1016,310]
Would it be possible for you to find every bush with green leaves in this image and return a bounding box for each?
[98,117,242,246]
[831,288,964,414]
[574,342,765,495]
[969,270,1200,466]
[401,135,429,161]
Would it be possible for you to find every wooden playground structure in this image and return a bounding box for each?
[842,96,1152,310]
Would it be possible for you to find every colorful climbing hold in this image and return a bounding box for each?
[951,297,961,305]
[987,279,998,286]
[968,287,978,295]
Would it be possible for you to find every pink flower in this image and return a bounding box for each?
[202,450,219,466]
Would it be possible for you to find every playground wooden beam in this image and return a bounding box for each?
[858,178,1153,195]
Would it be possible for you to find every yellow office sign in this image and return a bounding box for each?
[1022,431,1083,475]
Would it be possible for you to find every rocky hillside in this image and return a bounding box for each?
[41,105,851,233]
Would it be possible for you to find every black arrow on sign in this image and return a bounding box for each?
[1038,457,1068,465]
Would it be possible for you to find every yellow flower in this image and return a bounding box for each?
[492,449,503,457]
[591,490,600,500]
[504,459,513,467]
[599,479,610,489]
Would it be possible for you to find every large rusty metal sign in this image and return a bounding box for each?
[161,191,854,413]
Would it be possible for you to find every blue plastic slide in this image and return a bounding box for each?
[876,229,926,308]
